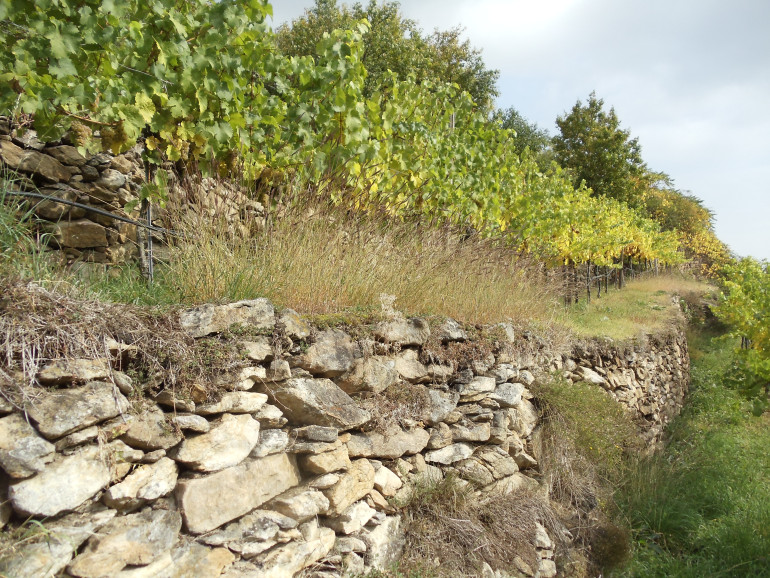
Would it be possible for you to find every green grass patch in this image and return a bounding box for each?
[561,275,712,340]
[615,326,770,577]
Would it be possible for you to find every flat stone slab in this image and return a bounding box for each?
[27,381,130,439]
[347,426,430,459]
[267,378,370,430]
[0,413,55,478]
[9,446,111,517]
[176,453,301,534]
[180,299,275,338]
[172,413,261,472]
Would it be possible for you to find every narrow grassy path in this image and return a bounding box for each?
[615,325,770,577]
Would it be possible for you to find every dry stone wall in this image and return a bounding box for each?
[0,119,144,266]
[0,297,690,578]
[0,119,265,269]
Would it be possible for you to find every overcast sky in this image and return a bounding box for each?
[270,0,770,261]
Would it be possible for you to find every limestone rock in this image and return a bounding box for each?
[121,407,183,451]
[309,473,340,490]
[489,382,525,408]
[154,391,196,413]
[373,465,403,497]
[474,446,519,479]
[519,370,536,386]
[450,420,491,442]
[362,515,405,571]
[250,429,290,458]
[153,543,235,578]
[337,356,399,394]
[200,509,297,556]
[509,399,539,437]
[423,389,460,425]
[68,508,181,577]
[453,456,496,487]
[230,366,268,391]
[0,413,55,478]
[424,443,474,465]
[0,510,115,578]
[265,359,291,382]
[266,377,370,429]
[483,472,540,495]
[252,404,286,428]
[176,453,301,534]
[252,526,335,578]
[268,485,331,522]
[347,425,430,459]
[180,299,275,338]
[323,500,375,534]
[27,381,129,439]
[45,220,108,248]
[8,446,111,517]
[539,559,557,578]
[576,366,607,386]
[172,413,260,472]
[295,425,339,442]
[293,329,360,377]
[278,308,311,340]
[103,457,178,511]
[426,363,455,382]
[195,392,268,415]
[454,375,496,402]
[534,522,553,549]
[374,317,430,346]
[513,450,539,470]
[290,436,345,455]
[36,358,112,385]
[394,349,429,383]
[323,459,376,517]
[170,414,210,433]
[299,445,351,474]
[426,422,453,450]
[334,536,367,554]
[490,363,518,384]
[240,337,273,362]
[437,318,467,342]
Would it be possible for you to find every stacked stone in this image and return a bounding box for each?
[564,328,690,444]
[0,119,266,268]
[0,118,144,266]
[0,297,689,577]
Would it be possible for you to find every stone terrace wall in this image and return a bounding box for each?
[0,120,266,268]
[0,119,144,266]
[0,299,690,578]
[567,328,689,445]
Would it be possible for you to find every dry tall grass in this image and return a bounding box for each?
[395,474,567,577]
[164,188,565,325]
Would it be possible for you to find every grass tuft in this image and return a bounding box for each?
[393,474,565,577]
[616,326,770,577]
[162,187,564,325]
[562,275,712,340]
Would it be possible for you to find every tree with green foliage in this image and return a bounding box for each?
[276,0,499,109]
[422,26,499,111]
[641,181,730,274]
[553,92,646,206]
[494,107,553,168]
